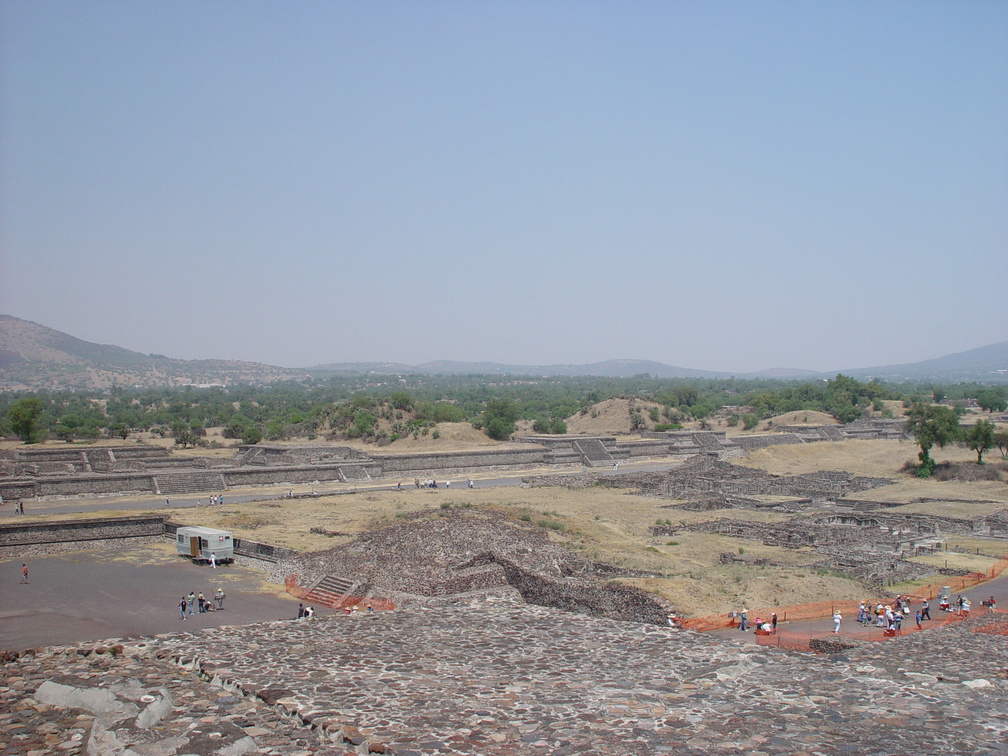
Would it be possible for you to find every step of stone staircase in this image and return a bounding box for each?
[155,471,226,495]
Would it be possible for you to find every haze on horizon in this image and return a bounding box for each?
[1,3,1005,374]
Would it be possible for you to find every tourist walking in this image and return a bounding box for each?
[915,610,922,629]
[179,597,187,620]
[771,613,778,633]
[738,609,748,632]
[921,600,930,621]
[210,552,216,569]
[187,591,195,615]
[20,562,29,584]
[214,588,225,610]
[832,610,842,634]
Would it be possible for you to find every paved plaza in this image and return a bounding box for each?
[2,587,1007,755]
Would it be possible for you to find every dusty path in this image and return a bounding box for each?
[0,542,326,650]
[710,569,1008,649]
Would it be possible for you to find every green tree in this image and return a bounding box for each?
[9,397,43,443]
[351,412,376,437]
[995,430,1008,459]
[108,423,129,440]
[481,398,519,441]
[390,392,414,411]
[905,402,960,477]
[976,389,1006,414]
[174,429,197,448]
[963,419,995,464]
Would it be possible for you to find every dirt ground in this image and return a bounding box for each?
[0,541,311,650]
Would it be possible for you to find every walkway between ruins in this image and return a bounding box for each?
[708,566,1008,651]
[0,457,675,519]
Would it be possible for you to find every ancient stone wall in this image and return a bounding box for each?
[377,448,547,475]
[221,466,364,487]
[732,434,803,450]
[0,515,167,547]
[35,473,157,497]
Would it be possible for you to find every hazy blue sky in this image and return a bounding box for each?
[2,2,1005,373]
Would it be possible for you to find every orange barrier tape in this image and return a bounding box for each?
[284,574,395,611]
[679,553,1008,633]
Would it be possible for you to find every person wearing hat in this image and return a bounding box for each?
[832,610,842,634]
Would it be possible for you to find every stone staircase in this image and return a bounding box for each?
[821,426,845,441]
[301,575,359,608]
[692,432,725,454]
[237,447,265,466]
[339,464,372,482]
[572,439,614,467]
[154,471,226,495]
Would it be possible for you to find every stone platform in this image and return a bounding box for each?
[3,591,1007,755]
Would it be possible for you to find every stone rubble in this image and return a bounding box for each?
[3,594,1007,755]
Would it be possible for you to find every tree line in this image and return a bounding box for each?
[2,374,1005,462]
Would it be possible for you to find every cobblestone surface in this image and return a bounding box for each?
[3,593,1007,755]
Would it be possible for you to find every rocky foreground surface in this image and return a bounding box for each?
[2,591,1007,756]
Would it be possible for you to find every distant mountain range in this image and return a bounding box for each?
[0,314,1005,390]
[0,315,308,390]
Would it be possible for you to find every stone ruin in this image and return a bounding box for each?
[281,509,672,625]
[649,506,996,587]
[524,454,892,509]
[526,455,1006,589]
[637,455,894,502]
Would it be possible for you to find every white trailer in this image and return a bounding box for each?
[175,526,234,563]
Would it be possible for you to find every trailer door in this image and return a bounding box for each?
[190,537,200,557]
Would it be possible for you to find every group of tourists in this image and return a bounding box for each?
[937,593,973,615]
[178,588,225,620]
[7,500,27,515]
[410,478,475,489]
[735,609,777,634]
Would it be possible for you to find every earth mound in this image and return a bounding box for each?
[562,397,665,436]
[286,509,672,624]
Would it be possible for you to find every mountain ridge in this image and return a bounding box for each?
[1,314,1005,389]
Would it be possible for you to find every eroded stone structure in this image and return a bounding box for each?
[284,510,671,624]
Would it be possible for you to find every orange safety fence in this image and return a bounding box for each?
[284,574,395,611]
[678,552,1008,634]
[751,608,977,651]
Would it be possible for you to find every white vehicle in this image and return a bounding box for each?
[175,526,234,563]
